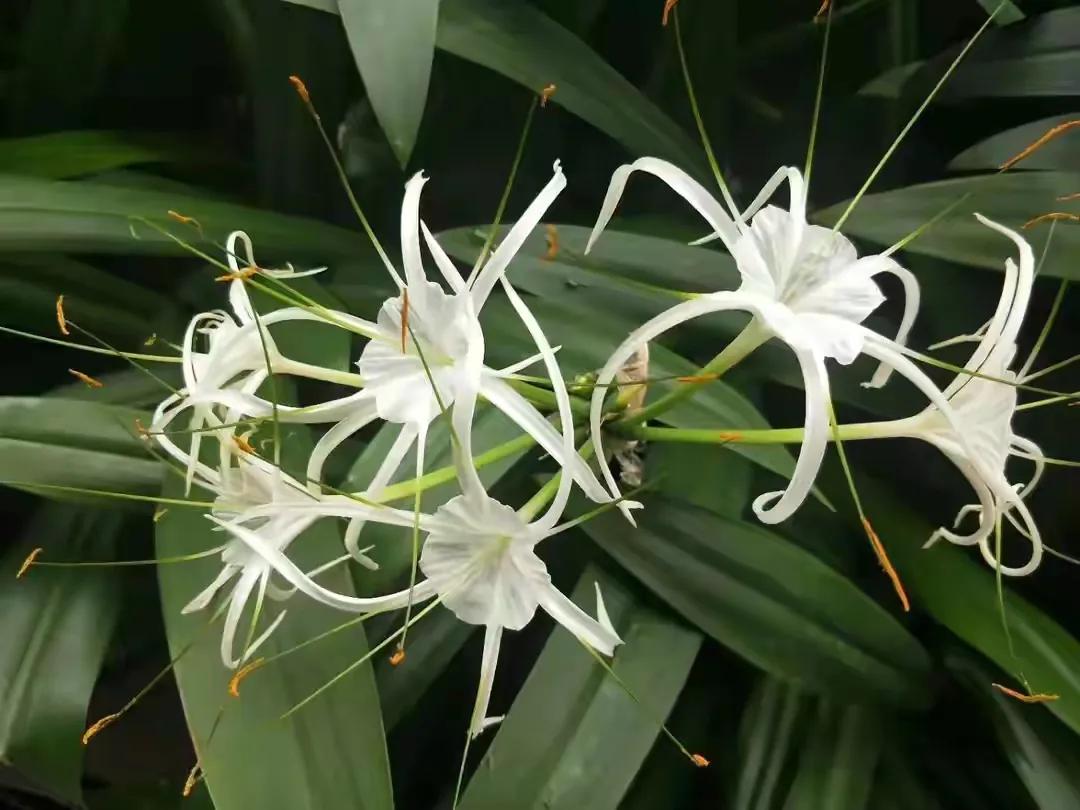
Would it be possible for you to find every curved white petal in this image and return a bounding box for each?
[401,172,431,301]
[220,566,261,668]
[751,347,830,523]
[208,515,438,613]
[498,276,579,531]
[305,395,380,494]
[977,496,1042,577]
[480,375,613,507]
[470,161,567,310]
[182,564,237,614]
[861,263,921,388]
[421,220,467,294]
[586,157,738,256]
[343,423,419,561]
[536,583,622,656]
[975,213,1035,370]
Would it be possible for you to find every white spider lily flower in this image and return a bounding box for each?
[587,159,919,524]
[877,215,1044,575]
[297,161,626,560]
[419,274,623,738]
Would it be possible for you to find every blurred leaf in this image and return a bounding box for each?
[0,254,181,341]
[9,0,131,131]
[949,115,1080,172]
[580,495,930,706]
[0,397,161,499]
[0,505,123,804]
[814,172,1080,281]
[929,9,1080,101]
[733,675,810,810]
[459,566,703,810]
[951,655,1080,809]
[870,748,944,810]
[858,61,925,99]
[339,0,439,166]
[862,478,1080,736]
[0,174,375,259]
[283,0,339,12]
[290,0,708,174]
[0,131,203,179]
[781,701,882,810]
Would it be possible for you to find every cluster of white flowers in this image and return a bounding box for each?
[154,156,1044,735]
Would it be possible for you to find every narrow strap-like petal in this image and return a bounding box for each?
[343,423,419,560]
[401,172,431,301]
[468,624,504,739]
[305,395,380,495]
[587,157,739,255]
[498,276,577,531]
[208,516,438,613]
[421,220,467,294]
[977,496,1042,576]
[858,260,921,389]
[220,566,261,668]
[751,347,829,523]
[536,583,622,656]
[181,564,237,614]
[470,161,567,310]
[480,375,613,506]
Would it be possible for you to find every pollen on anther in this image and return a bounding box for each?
[690,753,710,768]
[82,712,121,745]
[229,658,265,697]
[167,210,203,235]
[1000,120,1080,171]
[676,373,719,384]
[56,295,70,335]
[289,75,311,104]
[214,266,259,282]
[540,83,557,107]
[390,648,406,667]
[233,435,257,455]
[69,369,104,389]
[814,0,831,21]
[1023,212,1080,230]
[182,763,203,798]
[17,547,42,579]
[863,517,910,612]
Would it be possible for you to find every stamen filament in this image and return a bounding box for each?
[0,325,182,363]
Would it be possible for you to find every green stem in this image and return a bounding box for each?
[631,419,901,445]
[618,323,767,427]
[274,357,364,387]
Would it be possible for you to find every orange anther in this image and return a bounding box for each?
[863,517,910,612]
[56,294,69,335]
[182,763,202,798]
[540,83,557,107]
[389,648,406,667]
[400,288,410,353]
[68,369,104,389]
[233,435,257,455]
[214,266,260,282]
[82,712,121,745]
[992,683,1059,703]
[716,431,742,443]
[815,0,831,21]
[1000,120,1080,171]
[134,418,150,437]
[544,224,559,260]
[228,657,265,697]
[661,0,679,26]
[1023,212,1080,230]
[690,753,710,768]
[289,75,311,104]
[676,373,719,384]
[16,547,42,579]
[167,211,203,235]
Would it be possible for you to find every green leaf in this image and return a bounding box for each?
[814,172,1080,281]
[861,478,1080,736]
[0,505,124,804]
[733,675,811,810]
[339,0,439,166]
[286,0,707,174]
[0,397,161,499]
[949,115,1080,172]
[0,173,374,260]
[283,0,339,12]
[459,566,703,810]
[580,495,931,706]
[781,701,882,810]
[857,61,925,99]
[950,655,1080,810]
[0,132,203,180]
